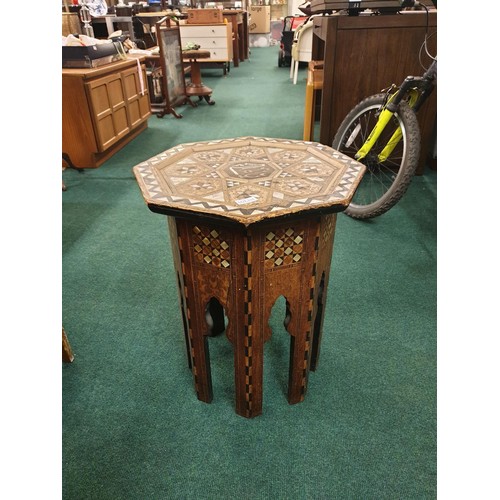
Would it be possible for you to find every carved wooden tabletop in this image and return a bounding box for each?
[133,137,365,225]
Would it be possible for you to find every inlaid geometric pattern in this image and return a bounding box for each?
[300,330,312,398]
[321,214,335,246]
[192,226,231,268]
[176,234,202,398]
[243,233,253,416]
[133,137,366,224]
[264,228,304,268]
[299,231,320,397]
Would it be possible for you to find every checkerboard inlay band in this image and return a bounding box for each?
[192,226,231,268]
[264,228,304,268]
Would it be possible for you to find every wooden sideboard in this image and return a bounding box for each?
[62,58,151,168]
[179,23,233,71]
[312,10,437,173]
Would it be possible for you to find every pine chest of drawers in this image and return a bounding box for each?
[179,23,233,65]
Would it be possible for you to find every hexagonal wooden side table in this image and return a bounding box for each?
[133,137,365,418]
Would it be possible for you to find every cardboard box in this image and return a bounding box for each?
[249,6,271,34]
[186,9,224,24]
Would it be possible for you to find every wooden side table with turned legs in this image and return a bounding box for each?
[182,49,215,105]
[133,137,365,418]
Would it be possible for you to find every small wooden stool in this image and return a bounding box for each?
[182,49,215,106]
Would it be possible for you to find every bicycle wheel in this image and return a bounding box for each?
[332,93,421,219]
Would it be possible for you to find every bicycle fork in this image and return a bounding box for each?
[353,78,420,162]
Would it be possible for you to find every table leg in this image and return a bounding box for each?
[233,230,264,418]
[277,231,319,405]
[310,214,337,371]
[287,330,311,404]
[244,218,326,409]
[170,219,214,403]
[185,60,215,105]
[171,219,235,405]
[238,23,245,62]
[189,321,214,403]
[232,23,240,67]
[168,218,193,370]
[303,81,315,141]
[233,317,264,418]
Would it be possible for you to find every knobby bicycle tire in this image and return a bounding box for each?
[332,93,421,219]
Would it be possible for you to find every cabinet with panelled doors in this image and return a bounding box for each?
[179,23,233,72]
[62,58,151,168]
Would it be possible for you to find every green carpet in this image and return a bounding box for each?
[62,47,436,499]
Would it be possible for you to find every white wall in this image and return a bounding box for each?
[288,0,306,16]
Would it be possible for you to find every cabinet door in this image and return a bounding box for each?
[121,64,151,128]
[86,72,130,151]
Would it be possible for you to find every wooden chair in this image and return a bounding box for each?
[290,19,314,85]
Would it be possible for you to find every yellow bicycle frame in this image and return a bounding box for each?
[355,89,420,162]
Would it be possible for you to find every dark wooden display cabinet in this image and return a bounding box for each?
[311,10,437,173]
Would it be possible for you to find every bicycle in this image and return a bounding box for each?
[332,0,436,220]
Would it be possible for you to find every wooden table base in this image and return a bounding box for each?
[183,50,215,106]
[168,212,337,418]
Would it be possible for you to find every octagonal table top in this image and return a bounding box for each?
[133,137,365,226]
